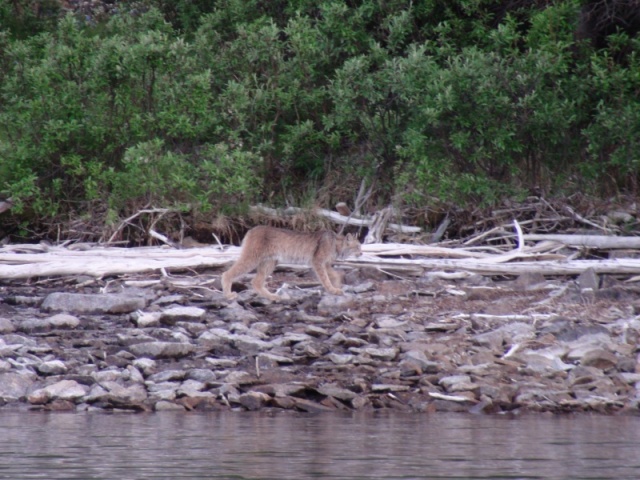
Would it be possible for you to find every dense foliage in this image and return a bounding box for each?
[0,0,639,238]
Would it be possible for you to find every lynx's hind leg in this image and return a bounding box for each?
[222,255,260,299]
[252,258,283,301]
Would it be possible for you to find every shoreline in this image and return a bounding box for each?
[1,266,639,415]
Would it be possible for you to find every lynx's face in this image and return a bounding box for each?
[338,233,362,260]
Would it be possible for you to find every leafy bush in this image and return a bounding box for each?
[0,1,639,239]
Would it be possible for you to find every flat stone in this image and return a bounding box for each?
[581,349,618,370]
[224,371,254,385]
[218,306,259,324]
[362,347,398,361]
[155,400,186,411]
[371,384,410,392]
[148,370,186,383]
[133,312,162,328]
[41,293,145,314]
[258,353,294,365]
[375,317,408,329]
[316,384,357,401]
[101,382,148,404]
[47,313,81,329]
[198,329,235,346]
[128,342,196,359]
[233,334,271,352]
[186,369,218,383]
[439,375,472,391]
[292,397,336,412]
[160,306,206,325]
[326,353,354,365]
[205,358,238,369]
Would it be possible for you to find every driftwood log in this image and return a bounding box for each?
[1,234,640,280]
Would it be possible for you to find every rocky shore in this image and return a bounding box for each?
[1,266,639,415]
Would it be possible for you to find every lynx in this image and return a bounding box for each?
[222,226,362,301]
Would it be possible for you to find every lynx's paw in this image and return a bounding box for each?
[224,291,239,301]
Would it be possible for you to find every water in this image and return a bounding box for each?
[0,411,639,479]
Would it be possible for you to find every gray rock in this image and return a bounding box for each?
[258,352,293,365]
[132,358,157,375]
[218,305,259,324]
[0,317,15,334]
[233,334,272,352]
[198,328,236,346]
[358,347,398,362]
[472,322,535,349]
[205,358,238,369]
[0,372,36,401]
[160,306,206,325]
[100,381,148,404]
[155,400,185,411]
[37,360,68,375]
[28,380,88,404]
[317,295,358,315]
[40,292,146,314]
[371,384,410,392]
[47,313,81,329]
[317,383,357,401]
[402,350,440,373]
[375,317,408,329]
[146,382,179,401]
[177,380,208,397]
[515,272,548,290]
[128,342,196,359]
[2,334,37,346]
[186,369,218,383]
[580,349,618,370]
[326,353,354,365]
[439,375,474,392]
[237,392,270,410]
[41,292,145,314]
[93,369,123,383]
[133,311,161,328]
[577,268,600,291]
[224,371,254,385]
[148,370,186,383]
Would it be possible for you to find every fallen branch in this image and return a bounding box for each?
[250,205,421,234]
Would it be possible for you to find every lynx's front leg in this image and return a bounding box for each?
[312,260,344,295]
[326,266,344,289]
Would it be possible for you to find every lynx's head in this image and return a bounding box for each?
[337,233,362,260]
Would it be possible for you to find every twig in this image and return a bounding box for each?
[107,208,170,244]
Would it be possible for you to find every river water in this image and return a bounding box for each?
[0,411,638,479]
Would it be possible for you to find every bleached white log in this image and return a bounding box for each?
[524,234,640,249]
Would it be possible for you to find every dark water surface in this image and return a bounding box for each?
[0,411,638,479]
